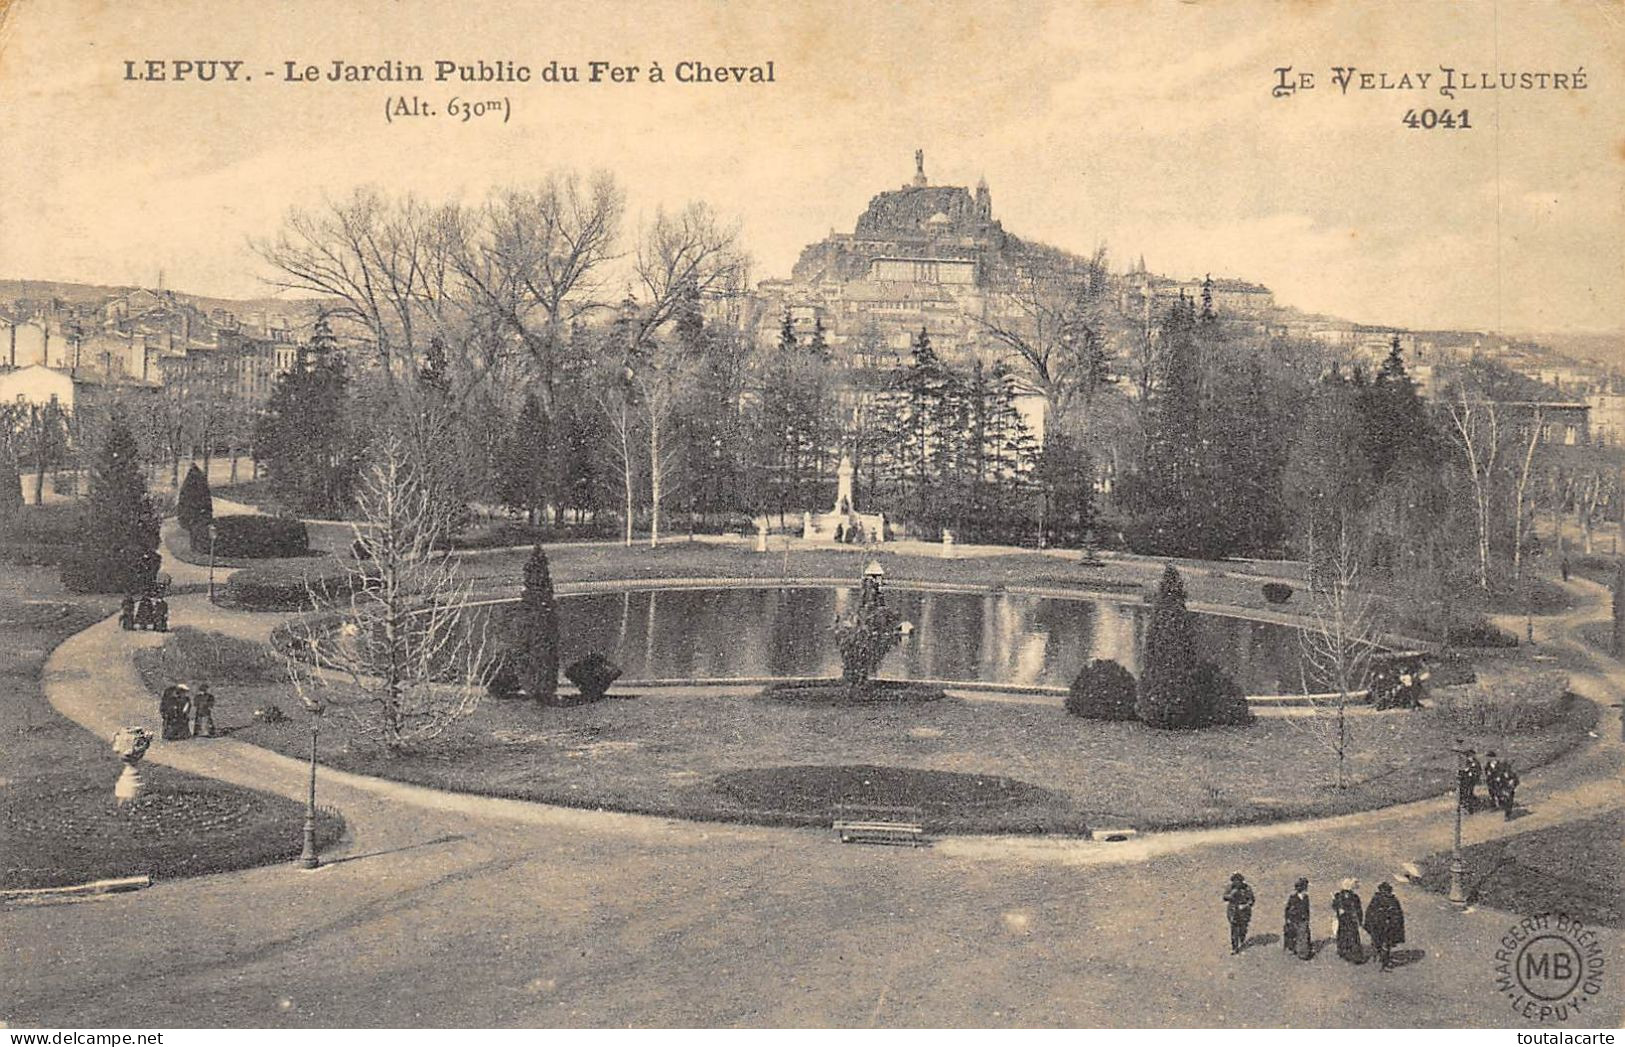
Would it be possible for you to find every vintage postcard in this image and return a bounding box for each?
[0,0,1621,1035]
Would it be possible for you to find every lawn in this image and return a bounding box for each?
[0,565,342,890]
[139,628,1598,834]
[1413,810,1624,926]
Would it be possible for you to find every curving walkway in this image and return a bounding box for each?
[6,551,1623,1027]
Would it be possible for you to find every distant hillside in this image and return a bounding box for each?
[1510,331,1625,368]
[0,279,328,320]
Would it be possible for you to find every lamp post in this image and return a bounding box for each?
[298,700,322,870]
[207,521,218,603]
[1449,741,1470,904]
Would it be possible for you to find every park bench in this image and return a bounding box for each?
[831,804,928,846]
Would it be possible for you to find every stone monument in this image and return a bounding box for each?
[111,726,152,804]
[803,453,886,543]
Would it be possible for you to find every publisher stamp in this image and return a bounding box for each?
[1494,914,1610,1024]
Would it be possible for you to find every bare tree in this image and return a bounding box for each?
[1444,390,1502,594]
[593,359,641,546]
[447,172,624,407]
[1292,520,1379,789]
[255,188,457,383]
[976,246,1115,433]
[1508,405,1544,588]
[629,203,745,351]
[284,437,493,752]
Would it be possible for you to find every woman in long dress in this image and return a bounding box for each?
[1282,877,1312,960]
[1331,878,1365,963]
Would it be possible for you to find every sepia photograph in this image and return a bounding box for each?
[0,0,1621,1034]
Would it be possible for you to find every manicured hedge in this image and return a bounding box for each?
[224,558,367,611]
[194,514,310,559]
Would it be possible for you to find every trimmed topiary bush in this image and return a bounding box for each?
[1066,659,1138,720]
[514,545,560,704]
[1193,660,1253,726]
[176,464,214,535]
[199,514,310,559]
[1262,582,1294,605]
[1137,565,1202,728]
[565,653,622,703]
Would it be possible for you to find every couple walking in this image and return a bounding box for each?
[1227,874,1406,971]
[159,682,216,741]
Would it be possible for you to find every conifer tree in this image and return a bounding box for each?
[517,544,561,704]
[63,413,161,594]
[497,396,551,524]
[1136,564,1201,727]
[255,315,359,517]
[176,463,213,536]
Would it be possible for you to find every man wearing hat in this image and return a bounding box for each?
[191,682,217,738]
[1222,873,1256,954]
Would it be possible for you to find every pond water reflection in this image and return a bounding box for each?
[499,586,1317,694]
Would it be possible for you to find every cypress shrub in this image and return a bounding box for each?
[516,545,561,704]
[1136,564,1201,727]
[176,464,214,535]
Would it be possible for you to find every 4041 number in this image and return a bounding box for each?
[1403,108,1471,129]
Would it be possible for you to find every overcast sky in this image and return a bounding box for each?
[1,0,1620,334]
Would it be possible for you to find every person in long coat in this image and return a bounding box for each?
[1459,751,1483,813]
[119,594,136,631]
[1498,761,1520,820]
[1283,878,1313,960]
[1363,882,1406,971]
[1223,873,1255,954]
[1331,878,1365,963]
[135,595,155,631]
[159,683,191,740]
[1483,751,1504,806]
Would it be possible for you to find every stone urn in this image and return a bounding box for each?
[111,726,153,804]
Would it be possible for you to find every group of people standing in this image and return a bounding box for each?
[1225,873,1407,971]
[159,682,216,741]
[1458,748,1521,820]
[119,593,170,633]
